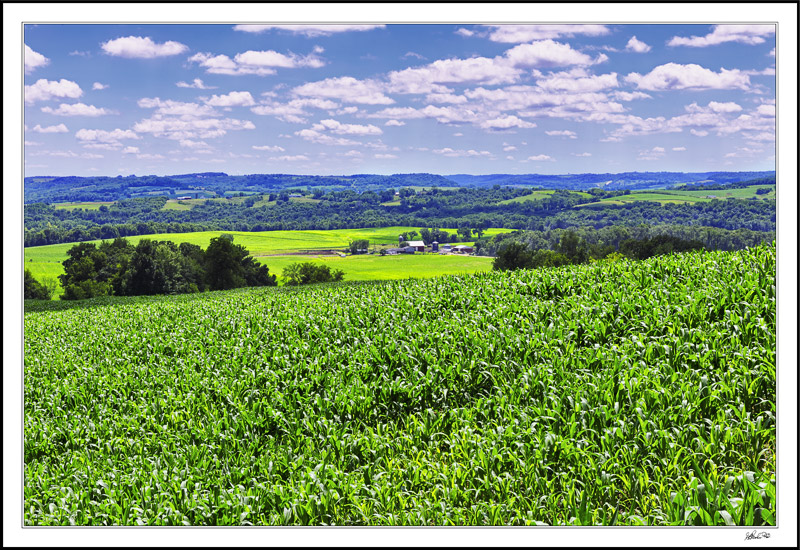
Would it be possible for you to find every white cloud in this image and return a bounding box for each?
[536,70,619,92]
[425,93,468,104]
[638,146,666,160]
[572,152,592,157]
[625,36,651,53]
[92,82,109,90]
[668,25,775,47]
[292,76,394,105]
[672,147,686,151]
[251,98,340,123]
[545,130,577,139]
[189,49,324,76]
[132,115,255,141]
[76,128,139,143]
[691,129,709,137]
[385,119,405,127]
[295,128,361,146]
[526,154,554,161]
[24,140,42,146]
[25,44,49,73]
[137,153,165,160]
[176,78,216,89]
[479,115,536,130]
[138,97,219,118]
[32,123,69,134]
[503,145,517,151]
[178,139,209,149]
[101,36,188,58]
[41,103,116,116]
[769,48,775,57]
[755,104,775,117]
[455,28,475,37]
[25,78,83,104]
[269,154,309,161]
[252,145,285,152]
[625,63,751,91]
[433,147,493,158]
[485,25,610,43]
[343,150,363,158]
[613,91,652,101]
[374,153,398,159]
[388,56,520,92]
[311,119,382,136]
[233,25,385,37]
[504,40,598,68]
[205,91,256,107]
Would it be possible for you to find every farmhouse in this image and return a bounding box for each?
[407,240,426,252]
[452,245,474,254]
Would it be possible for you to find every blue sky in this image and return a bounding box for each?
[23,23,776,177]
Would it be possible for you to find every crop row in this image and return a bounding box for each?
[23,244,776,525]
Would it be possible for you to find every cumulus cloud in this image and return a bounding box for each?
[25,44,49,73]
[205,91,256,107]
[292,76,394,105]
[32,123,69,133]
[233,25,385,36]
[75,128,139,143]
[668,25,775,47]
[374,153,398,159]
[685,101,743,113]
[270,154,310,162]
[179,139,210,149]
[41,103,116,116]
[389,56,520,92]
[294,128,361,146]
[138,97,219,118]
[189,49,324,76]
[535,70,619,92]
[310,119,382,136]
[25,78,83,104]
[691,129,709,137]
[479,115,537,130]
[251,98,340,123]
[176,78,216,89]
[545,130,577,139]
[526,154,554,161]
[485,25,610,43]
[101,36,188,58]
[504,39,597,68]
[92,82,109,90]
[672,147,686,151]
[613,91,652,101]
[624,63,751,91]
[625,36,651,53]
[385,119,405,127]
[252,145,285,152]
[433,147,493,158]
[133,115,255,141]
[455,28,475,37]
[572,152,592,157]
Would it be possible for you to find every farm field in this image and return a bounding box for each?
[497,190,592,205]
[53,201,116,211]
[576,185,776,207]
[23,227,506,295]
[23,244,776,525]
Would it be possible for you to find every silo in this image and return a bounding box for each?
[432,241,439,252]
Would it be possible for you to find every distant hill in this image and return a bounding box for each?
[24,170,775,203]
[445,171,776,190]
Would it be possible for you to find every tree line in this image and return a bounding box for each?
[44,235,276,301]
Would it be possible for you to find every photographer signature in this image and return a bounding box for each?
[744,530,771,541]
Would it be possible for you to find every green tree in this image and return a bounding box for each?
[24,269,51,300]
[349,239,369,255]
[492,242,534,271]
[556,230,589,264]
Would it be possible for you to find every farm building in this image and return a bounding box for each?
[176,196,192,200]
[407,240,426,252]
[452,245,474,254]
[385,247,416,254]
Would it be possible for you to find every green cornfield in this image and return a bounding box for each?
[23,244,776,525]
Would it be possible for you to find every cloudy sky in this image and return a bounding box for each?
[23,23,776,176]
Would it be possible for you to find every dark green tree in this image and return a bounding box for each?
[24,269,51,300]
[492,241,534,271]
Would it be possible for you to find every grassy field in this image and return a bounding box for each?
[53,201,116,211]
[24,227,506,296]
[23,245,776,525]
[497,190,592,205]
[577,186,775,207]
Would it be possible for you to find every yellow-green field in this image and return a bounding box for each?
[498,190,592,205]
[24,226,506,297]
[576,185,775,207]
[53,201,115,211]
